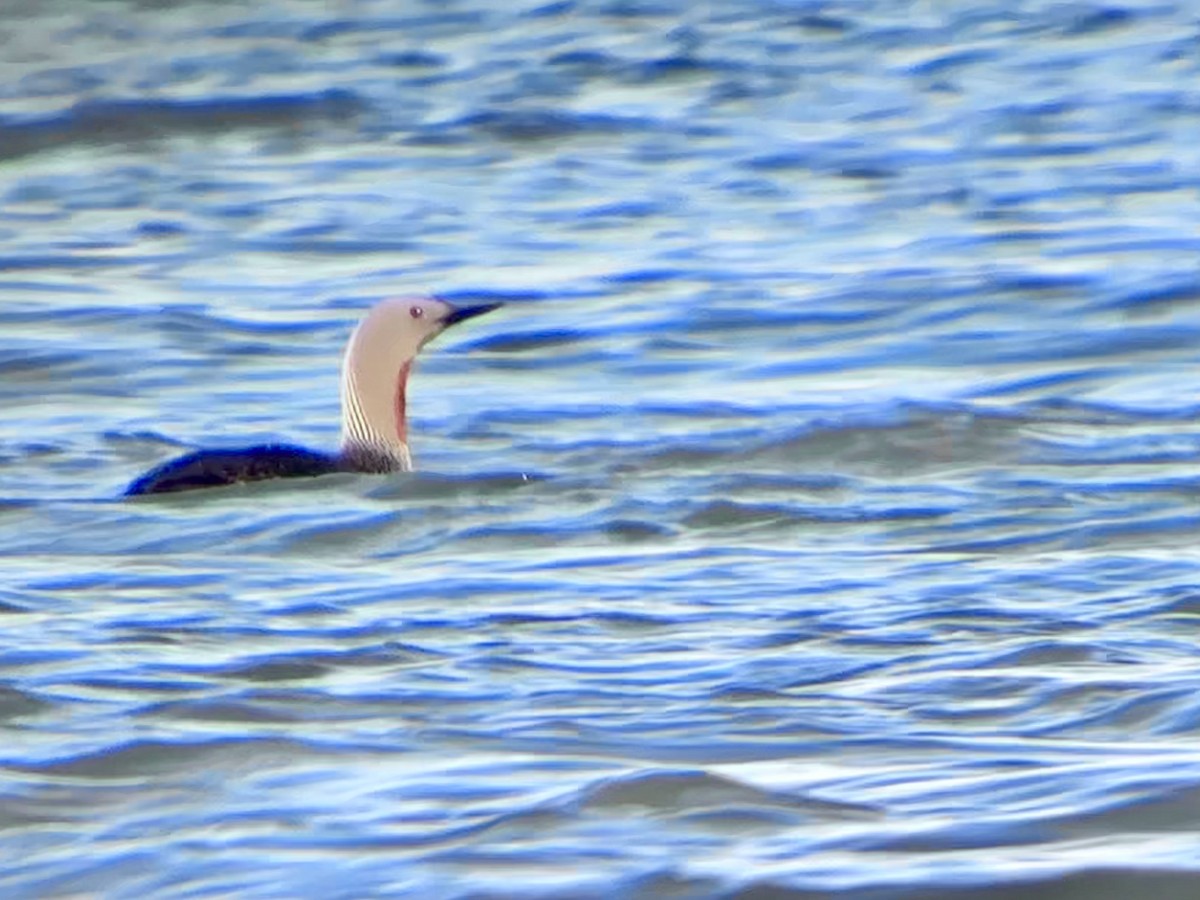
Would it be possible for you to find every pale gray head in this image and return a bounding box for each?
[339,297,500,472]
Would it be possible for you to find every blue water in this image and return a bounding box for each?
[4,0,1200,896]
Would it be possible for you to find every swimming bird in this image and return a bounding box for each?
[124,297,500,496]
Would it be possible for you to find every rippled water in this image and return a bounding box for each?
[4,0,1200,896]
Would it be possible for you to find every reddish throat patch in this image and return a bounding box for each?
[393,361,411,444]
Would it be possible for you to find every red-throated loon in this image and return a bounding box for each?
[124,297,500,496]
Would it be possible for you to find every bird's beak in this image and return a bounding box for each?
[442,302,502,327]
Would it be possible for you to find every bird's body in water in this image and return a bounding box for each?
[124,297,500,496]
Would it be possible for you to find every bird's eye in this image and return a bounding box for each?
[410,305,424,319]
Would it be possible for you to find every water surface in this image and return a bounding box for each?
[3,1,1200,897]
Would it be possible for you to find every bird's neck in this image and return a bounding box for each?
[339,359,414,472]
